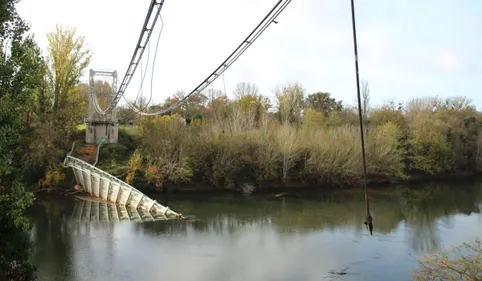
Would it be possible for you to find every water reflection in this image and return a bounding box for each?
[71,199,170,223]
[29,180,482,281]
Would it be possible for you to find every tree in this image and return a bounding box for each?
[362,80,370,118]
[0,0,21,38]
[182,91,207,120]
[204,88,227,124]
[305,92,343,117]
[0,184,36,281]
[117,105,137,125]
[45,24,91,135]
[0,1,38,279]
[275,82,305,124]
[233,81,259,99]
[25,25,92,185]
[0,0,43,180]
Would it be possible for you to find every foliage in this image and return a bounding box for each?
[117,105,137,125]
[123,81,482,191]
[302,123,405,185]
[137,115,194,185]
[0,184,36,281]
[275,82,305,124]
[0,98,22,185]
[0,2,38,278]
[404,97,479,175]
[125,149,143,185]
[412,238,482,281]
[44,25,91,133]
[477,134,482,172]
[24,24,92,186]
[305,92,343,117]
[38,167,65,188]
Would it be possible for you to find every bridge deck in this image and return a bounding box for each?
[63,155,181,218]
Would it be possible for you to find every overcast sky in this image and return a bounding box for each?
[17,0,482,109]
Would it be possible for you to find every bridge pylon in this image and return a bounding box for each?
[86,69,119,144]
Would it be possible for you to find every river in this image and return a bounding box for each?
[28,179,482,281]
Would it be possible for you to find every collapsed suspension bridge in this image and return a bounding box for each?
[66,0,294,219]
[67,0,373,232]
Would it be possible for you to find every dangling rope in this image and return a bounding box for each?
[349,0,373,235]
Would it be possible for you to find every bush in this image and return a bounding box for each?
[412,238,482,281]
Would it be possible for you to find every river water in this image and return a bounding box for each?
[29,179,482,281]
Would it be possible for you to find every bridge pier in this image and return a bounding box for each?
[86,121,118,144]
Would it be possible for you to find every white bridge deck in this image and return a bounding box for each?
[63,155,181,218]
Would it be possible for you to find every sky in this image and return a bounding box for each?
[16,0,482,110]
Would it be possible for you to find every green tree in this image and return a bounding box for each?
[305,92,343,117]
[0,0,38,279]
[27,25,92,174]
[46,25,91,115]
[0,184,36,281]
[0,0,44,180]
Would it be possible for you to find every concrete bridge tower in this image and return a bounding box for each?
[85,69,119,144]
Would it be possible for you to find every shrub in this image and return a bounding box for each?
[412,238,482,281]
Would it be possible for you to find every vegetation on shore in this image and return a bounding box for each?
[99,85,482,193]
[1,1,480,195]
[1,0,90,278]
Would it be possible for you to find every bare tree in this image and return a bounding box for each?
[361,80,370,118]
[233,81,259,99]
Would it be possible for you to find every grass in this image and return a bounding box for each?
[118,124,139,136]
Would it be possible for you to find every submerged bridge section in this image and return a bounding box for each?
[63,155,182,219]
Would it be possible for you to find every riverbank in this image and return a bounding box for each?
[58,123,482,195]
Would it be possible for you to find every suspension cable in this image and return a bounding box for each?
[132,0,293,116]
[350,0,373,235]
[95,0,166,115]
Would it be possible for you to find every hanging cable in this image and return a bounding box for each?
[134,39,150,107]
[121,12,163,113]
[349,0,373,235]
[92,36,151,116]
[141,14,164,112]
